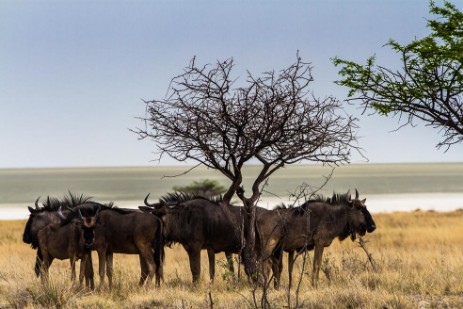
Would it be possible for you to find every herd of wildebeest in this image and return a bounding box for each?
[22,189,376,290]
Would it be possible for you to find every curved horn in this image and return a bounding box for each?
[77,208,83,220]
[144,193,156,207]
[355,189,359,200]
[35,196,41,210]
[57,206,66,220]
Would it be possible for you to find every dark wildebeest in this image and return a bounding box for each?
[141,192,249,284]
[23,194,161,289]
[23,194,98,289]
[257,189,376,288]
[37,206,99,287]
[91,206,164,289]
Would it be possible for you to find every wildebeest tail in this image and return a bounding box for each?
[153,217,165,282]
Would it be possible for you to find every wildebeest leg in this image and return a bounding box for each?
[154,247,164,287]
[69,255,77,286]
[138,245,156,286]
[207,249,215,282]
[186,247,201,285]
[287,250,295,289]
[34,249,43,277]
[78,254,89,289]
[85,253,95,290]
[257,239,276,288]
[312,244,324,287]
[225,252,235,275]
[97,249,106,289]
[139,255,148,285]
[271,248,283,289]
[40,255,53,285]
[35,249,53,278]
[105,252,113,289]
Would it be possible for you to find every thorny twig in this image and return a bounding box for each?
[358,237,380,273]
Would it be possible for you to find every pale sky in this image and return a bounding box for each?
[1,0,462,168]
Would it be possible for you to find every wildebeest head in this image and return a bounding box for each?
[140,193,183,240]
[58,206,100,250]
[23,197,62,248]
[141,192,186,217]
[344,189,376,241]
[23,193,96,248]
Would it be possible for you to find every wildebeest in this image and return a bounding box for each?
[23,194,98,288]
[91,207,164,288]
[257,189,376,288]
[141,192,249,284]
[23,193,163,289]
[37,206,99,287]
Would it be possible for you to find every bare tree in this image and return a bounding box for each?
[135,54,359,277]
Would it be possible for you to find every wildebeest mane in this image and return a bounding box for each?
[41,192,95,211]
[276,192,352,216]
[307,192,352,206]
[44,192,115,212]
[159,191,223,205]
[273,202,288,210]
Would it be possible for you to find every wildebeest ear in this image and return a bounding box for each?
[28,206,37,214]
[361,198,366,205]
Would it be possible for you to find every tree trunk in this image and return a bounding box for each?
[241,199,258,280]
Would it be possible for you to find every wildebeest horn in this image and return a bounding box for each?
[355,189,359,200]
[144,193,156,207]
[35,196,41,210]
[78,208,83,220]
[95,206,101,221]
[57,206,66,220]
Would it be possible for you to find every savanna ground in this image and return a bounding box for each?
[1,210,463,309]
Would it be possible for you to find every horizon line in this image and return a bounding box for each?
[1,161,463,171]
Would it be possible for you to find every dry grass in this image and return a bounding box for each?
[1,210,463,308]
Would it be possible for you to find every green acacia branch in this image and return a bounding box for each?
[333,0,463,148]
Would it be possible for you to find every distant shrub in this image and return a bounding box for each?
[173,179,226,197]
